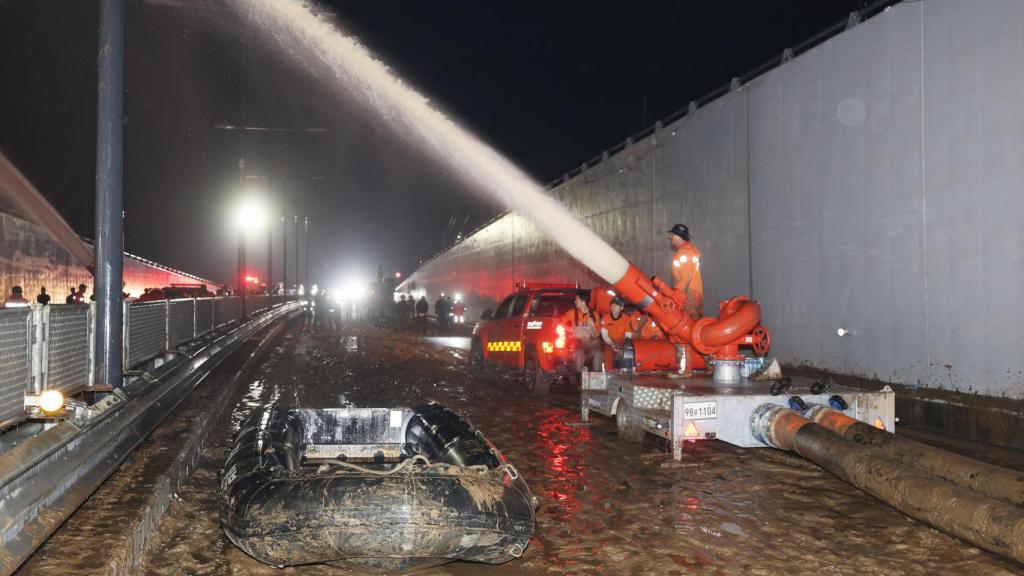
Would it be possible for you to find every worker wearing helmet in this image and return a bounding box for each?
[668,223,703,318]
[600,296,640,369]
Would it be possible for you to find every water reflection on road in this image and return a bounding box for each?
[136,323,1023,576]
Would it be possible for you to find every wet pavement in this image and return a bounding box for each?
[33,318,1024,575]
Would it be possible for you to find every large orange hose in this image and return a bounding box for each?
[611,262,764,357]
[690,298,761,354]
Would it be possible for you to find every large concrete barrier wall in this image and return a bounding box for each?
[0,211,216,301]
[401,0,1024,401]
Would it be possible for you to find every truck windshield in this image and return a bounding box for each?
[528,294,574,318]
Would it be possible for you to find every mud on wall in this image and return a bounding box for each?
[401,1,1024,400]
[0,211,215,301]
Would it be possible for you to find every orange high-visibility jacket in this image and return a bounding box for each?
[600,311,639,346]
[671,241,703,317]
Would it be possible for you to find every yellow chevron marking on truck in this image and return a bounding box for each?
[487,341,522,352]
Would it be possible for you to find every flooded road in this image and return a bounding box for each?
[35,318,1024,575]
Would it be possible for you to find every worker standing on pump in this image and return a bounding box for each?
[668,223,703,318]
[599,296,639,369]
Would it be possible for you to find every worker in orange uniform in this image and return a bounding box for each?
[668,223,703,318]
[560,292,602,373]
[600,296,640,369]
[634,314,667,340]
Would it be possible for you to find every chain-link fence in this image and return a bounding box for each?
[167,299,195,348]
[42,305,91,394]
[0,308,32,426]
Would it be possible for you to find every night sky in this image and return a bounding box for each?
[0,0,866,288]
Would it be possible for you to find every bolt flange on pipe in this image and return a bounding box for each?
[750,404,1024,564]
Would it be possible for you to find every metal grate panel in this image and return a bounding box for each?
[126,302,167,368]
[195,298,213,336]
[44,305,90,394]
[214,297,240,327]
[248,295,268,313]
[635,385,672,411]
[167,299,195,347]
[0,308,31,424]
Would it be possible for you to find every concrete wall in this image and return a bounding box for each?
[0,211,215,302]
[402,0,1024,400]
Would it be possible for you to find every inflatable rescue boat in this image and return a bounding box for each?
[219,403,535,572]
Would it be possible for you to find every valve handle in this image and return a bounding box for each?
[751,325,771,356]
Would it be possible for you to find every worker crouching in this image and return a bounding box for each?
[600,296,639,370]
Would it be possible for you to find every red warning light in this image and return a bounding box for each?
[394,271,402,279]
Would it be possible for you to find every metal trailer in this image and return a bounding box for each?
[580,371,895,459]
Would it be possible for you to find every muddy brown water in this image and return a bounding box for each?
[28,319,1024,575]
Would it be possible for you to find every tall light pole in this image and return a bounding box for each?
[238,225,246,315]
[234,197,265,315]
[95,0,125,390]
[304,216,310,294]
[211,126,326,295]
[294,214,299,293]
[281,215,288,294]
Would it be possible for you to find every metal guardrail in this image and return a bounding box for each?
[213,297,240,327]
[0,296,294,431]
[195,298,213,337]
[0,300,301,574]
[125,301,167,368]
[40,305,91,396]
[167,299,195,348]
[0,309,31,428]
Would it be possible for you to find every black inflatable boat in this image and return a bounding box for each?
[219,403,535,572]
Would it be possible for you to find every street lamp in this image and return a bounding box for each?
[233,195,265,316]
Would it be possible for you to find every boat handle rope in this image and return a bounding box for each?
[498,463,519,481]
[324,454,431,476]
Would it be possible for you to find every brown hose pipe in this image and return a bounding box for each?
[804,404,1024,507]
[750,404,1024,564]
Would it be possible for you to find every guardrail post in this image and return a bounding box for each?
[90,302,98,387]
[163,301,171,350]
[31,306,45,394]
[122,301,130,371]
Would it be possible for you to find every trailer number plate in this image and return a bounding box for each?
[684,401,717,420]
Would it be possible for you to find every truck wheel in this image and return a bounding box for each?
[468,340,487,377]
[615,399,645,442]
[523,357,551,397]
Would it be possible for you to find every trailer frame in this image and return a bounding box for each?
[580,371,895,459]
